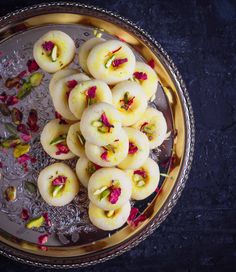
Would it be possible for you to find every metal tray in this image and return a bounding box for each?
[0,2,195,268]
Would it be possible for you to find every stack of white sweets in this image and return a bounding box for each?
[34,30,167,231]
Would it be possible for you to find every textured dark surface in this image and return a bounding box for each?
[0,0,236,271]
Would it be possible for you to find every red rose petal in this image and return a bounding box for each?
[109,187,121,204]
[132,214,147,227]
[17,124,30,135]
[128,207,139,222]
[101,112,113,128]
[133,71,148,81]
[134,169,146,178]
[52,175,67,186]
[38,245,48,251]
[67,80,78,89]
[20,133,32,142]
[148,59,155,69]
[17,154,31,164]
[27,59,39,73]
[42,41,55,52]
[101,150,108,161]
[43,213,52,227]
[56,143,70,155]
[87,86,97,98]
[38,234,48,245]
[6,95,18,106]
[128,142,138,154]
[112,58,128,67]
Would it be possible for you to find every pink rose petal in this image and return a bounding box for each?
[133,169,146,178]
[42,41,55,52]
[133,71,148,81]
[87,86,97,98]
[112,58,128,67]
[128,142,138,154]
[101,150,108,161]
[38,234,48,245]
[56,143,70,155]
[52,175,67,186]
[109,187,121,204]
[27,59,39,73]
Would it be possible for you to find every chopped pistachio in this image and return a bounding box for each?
[50,134,67,145]
[5,123,18,135]
[24,181,37,194]
[17,82,32,99]
[106,210,115,218]
[99,189,110,200]
[52,184,63,197]
[76,132,85,146]
[136,180,145,187]
[51,45,58,62]
[105,55,115,68]
[93,186,108,196]
[4,186,16,201]
[29,72,44,87]
[13,143,30,158]
[143,124,155,134]
[26,215,45,229]
[91,120,103,127]
[1,137,21,148]
[133,174,143,182]
[98,126,108,133]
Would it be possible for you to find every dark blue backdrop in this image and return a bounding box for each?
[0,1,235,271]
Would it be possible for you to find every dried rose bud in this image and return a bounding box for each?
[27,59,39,73]
[4,186,16,201]
[27,109,39,132]
[11,107,23,125]
[5,77,20,89]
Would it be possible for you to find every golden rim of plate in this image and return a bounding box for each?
[0,2,195,268]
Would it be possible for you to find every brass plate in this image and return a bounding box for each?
[0,2,194,268]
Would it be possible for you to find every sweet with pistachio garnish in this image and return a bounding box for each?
[37,163,79,206]
[33,30,76,73]
[88,168,131,211]
[112,81,147,126]
[68,79,113,119]
[80,102,122,146]
[87,40,136,84]
[66,122,85,157]
[40,119,75,160]
[85,128,129,167]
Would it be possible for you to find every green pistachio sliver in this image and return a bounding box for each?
[26,216,45,229]
[17,82,32,99]
[76,132,85,146]
[4,123,18,135]
[51,45,58,62]
[143,124,155,134]
[124,92,130,104]
[29,72,44,87]
[1,137,21,148]
[0,103,11,116]
[91,120,103,127]
[105,54,115,68]
[98,126,108,133]
[93,186,108,196]
[50,134,67,145]
[86,162,97,176]
[4,186,16,201]
[106,210,115,218]
[24,181,37,194]
[52,184,63,198]
[104,144,116,153]
[136,180,145,187]
[99,188,110,201]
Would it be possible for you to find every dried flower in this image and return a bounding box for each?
[128,142,138,154]
[109,187,121,204]
[52,175,67,186]
[133,71,148,81]
[38,234,49,245]
[42,41,55,52]
[27,59,39,73]
[55,143,70,155]
[112,58,128,67]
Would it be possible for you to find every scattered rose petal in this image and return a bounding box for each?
[17,124,30,135]
[43,213,52,227]
[112,58,128,67]
[56,143,70,155]
[133,71,148,80]
[148,59,155,69]
[42,41,55,52]
[17,70,27,79]
[17,154,31,164]
[101,150,108,161]
[21,208,29,221]
[38,245,48,251]
[38,234,49,245]
[134,169,146,178]
[109,187,121,204]
[20,133,32,142]
[87,86,97,98]
[128,142,138,154]
[128,207,139,222]
[27,59,39,73]
[6,96,18,106]
[52,175,67,186]
[101,112,113,128]
[27,109,39,132]
[132,214,147,227]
